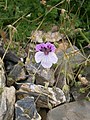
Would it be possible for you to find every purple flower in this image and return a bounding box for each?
[35,42,58,68]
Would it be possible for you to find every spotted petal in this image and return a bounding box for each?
[35,43,46,51]
[35,51,44,63]
[46,42,56,52]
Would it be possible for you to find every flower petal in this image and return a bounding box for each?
[41,55,52,68]
[35,51,44,63]
[46,42,56,52]
[35,43,46,51]
[48,52,58,64]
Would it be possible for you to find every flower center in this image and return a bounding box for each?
[40,46,51,55]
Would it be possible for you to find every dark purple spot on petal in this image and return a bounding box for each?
[36,42,56,55]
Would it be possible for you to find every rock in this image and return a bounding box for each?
[0,86,15,120]
[57,45,85,67]
[82,64,90,81]
[15,96,41,120]
[54,62,71,102]
[31,30,65,43]
[0,46,20,63]
[55,45,85,89]
[66,46,85,64]
[16,83,66,108]
[70,86,84,100]
[54,66,66,89]
[0,46,21,75]
[84,44,90,56]
[56,41,69,53]
[35,68,55,86]
[7,61,26,86]
[38,108,47,120]
[0,46,4,58]
[5,61,15,74]
[47,100,90,120]
[26,74,35,83]
[44,31,64,42]
[70,83,89,101]
[0,58,6,88]
[31,30,43,43]
[5,51,20,63]
[26,63,55,86]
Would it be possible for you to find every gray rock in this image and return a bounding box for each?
[0,58,6,88]
[38,108,47,120]
[31,30,65,43]
[35,68,55,86]
[15,96,41,120]
[57,45,85,68]
[82,65,90,81]
[0,86,15,120]
[47,100,90,120]
[26,63,55,86]
[55,45,85,93]
[7,61,26,86]
[16,83,66,108]
[71,86,82,100]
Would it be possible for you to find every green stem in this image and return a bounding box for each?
[79,29,90,44]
